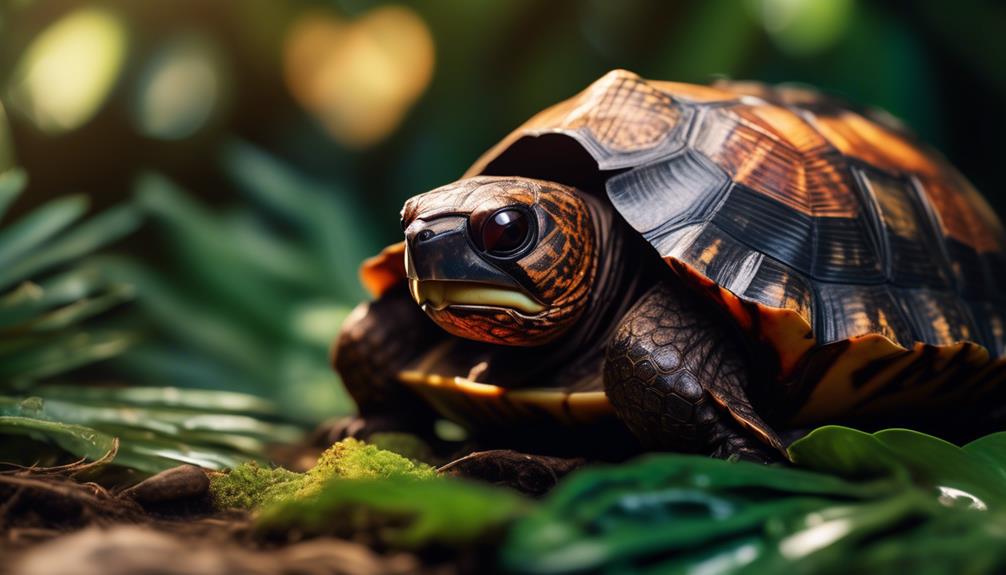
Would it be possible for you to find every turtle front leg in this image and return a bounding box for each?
[330,284,445,441]
[603,283,787,463]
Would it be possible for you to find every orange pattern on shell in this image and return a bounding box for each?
[466,69,684,177]
[811,111,939,177]
[360,72,1006,430]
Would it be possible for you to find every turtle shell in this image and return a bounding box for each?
[444,69,1006,426]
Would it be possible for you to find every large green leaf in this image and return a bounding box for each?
[0,394,300,443]
[258,475,529,549]
[32,384,280,416]
[0,414,116,463]
[790,426,1006,510]
[501,433,1006,575]
[0,392,298,475]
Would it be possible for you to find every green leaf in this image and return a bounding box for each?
[789,426,1006,509]
[5,284,133,333]
[501,454,884,574]
[0,266,122,328]
[0,194,88,269]
[0,394,301,443]
[0,392,298,475]
[0,414,115,462]
[964,433,1006,485]
[108,427,256,473]
[221,141,374,301]
[134,173,296,336]
[0,203,142,290]
[258,476,529,549]
[30,385,280,417]
[97,257,274,379]
[502,440,1006,575]
[0,330,136,387]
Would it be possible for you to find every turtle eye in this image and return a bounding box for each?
[480,208,532,256]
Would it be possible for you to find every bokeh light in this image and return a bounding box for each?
[132,34,228,141]
[748,0,855,56]
[283,5,434,149]
[6,7,128,135]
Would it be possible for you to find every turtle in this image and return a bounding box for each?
[333,69,1006,461]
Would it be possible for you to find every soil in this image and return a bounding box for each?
[0,446,585,575]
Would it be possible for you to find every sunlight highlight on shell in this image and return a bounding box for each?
[282,5,434,149]
[7,7,127,134]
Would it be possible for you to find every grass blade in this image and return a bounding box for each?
[0,204,142,290]
[0,195,88,268]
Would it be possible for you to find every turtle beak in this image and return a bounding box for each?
[404,216,545,314]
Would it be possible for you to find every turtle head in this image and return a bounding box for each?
[402,176,599,346]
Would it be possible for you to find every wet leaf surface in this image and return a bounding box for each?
[0,415,115,463]
[790,426,1006,509]
[501,428,1006,575]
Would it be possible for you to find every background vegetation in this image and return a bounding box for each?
[1,0,1003,434]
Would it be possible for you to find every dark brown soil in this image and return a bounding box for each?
[0,448,586,574]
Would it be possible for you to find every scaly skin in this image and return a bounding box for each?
[331,285,444,438]
[604,283,785,462]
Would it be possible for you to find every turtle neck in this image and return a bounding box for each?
[533,192,655,387]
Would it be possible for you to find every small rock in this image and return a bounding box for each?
[13,526,224,575]
[121,465,209,505]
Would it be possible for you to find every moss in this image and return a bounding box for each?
[294,438,436,498]
[210,438,437,510]
[368,432,435,464]
[210,461,300,509]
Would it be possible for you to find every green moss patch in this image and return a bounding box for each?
[210,438,436,510]
[209,462,300,510]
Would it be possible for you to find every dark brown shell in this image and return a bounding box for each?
[463,69,1006,424]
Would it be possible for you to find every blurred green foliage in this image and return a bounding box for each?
[257,474,529,550]
[0,0,1003,429]
[0,167,299,475]
[1,0,1004,230]
[97,141,377,422]
[0,0,1003,569]
[0,169,137,389]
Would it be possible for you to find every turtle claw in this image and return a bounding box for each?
[438,450,585,496]
[711,438,785,465]
[604,283,787,462]
[314,415,408,445]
